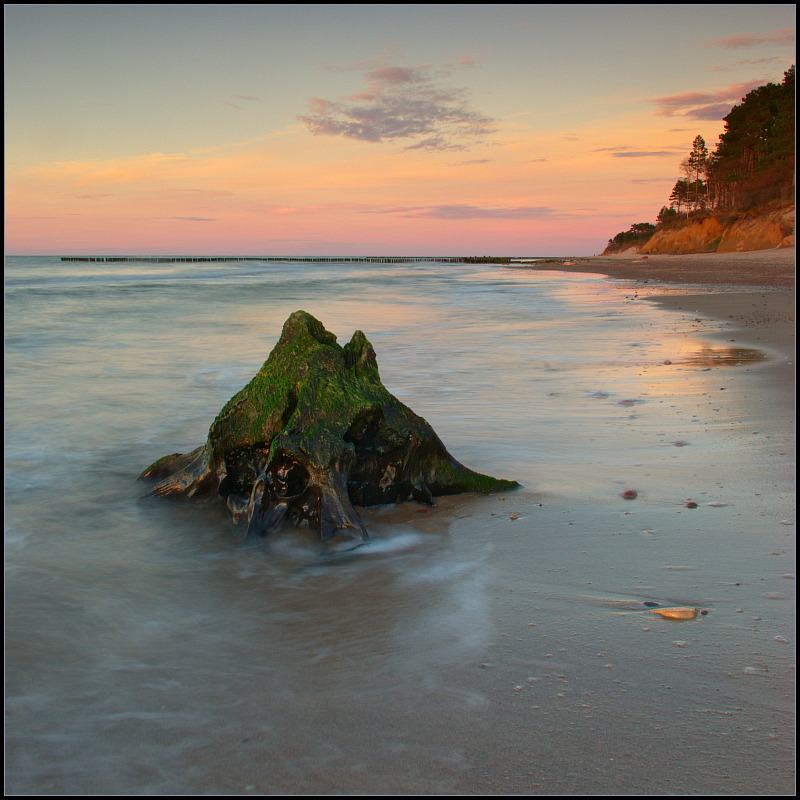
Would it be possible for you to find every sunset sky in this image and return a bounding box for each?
[5,4,795,256]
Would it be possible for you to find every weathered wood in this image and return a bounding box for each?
[140,311,519,551]
[62,255,513,263]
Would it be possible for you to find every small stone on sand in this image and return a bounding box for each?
[649,607,699,620]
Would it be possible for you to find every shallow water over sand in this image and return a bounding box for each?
[5,256,794,794]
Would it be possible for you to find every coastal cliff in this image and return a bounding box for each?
[604,205,795,256]
[604,67,794,258]
[639,206,795,255]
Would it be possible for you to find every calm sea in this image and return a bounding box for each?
[5,256,794,794]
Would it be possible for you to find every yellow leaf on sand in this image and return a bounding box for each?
[649,606,699,620]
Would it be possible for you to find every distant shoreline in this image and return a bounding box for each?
[532,248,796,361]
[58,255,504,264]
[524,247,795,289]
[54,249,795,288]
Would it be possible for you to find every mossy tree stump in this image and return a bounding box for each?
[141,311,518,549]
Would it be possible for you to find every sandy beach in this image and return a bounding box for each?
[5,251,795,795]
[372,247,797,794]
[543,247,796,288]
[534,247,795,363]
[321,249,797,794]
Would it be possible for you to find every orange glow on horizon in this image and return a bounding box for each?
[6,5,793,256]
[6,110,723,256]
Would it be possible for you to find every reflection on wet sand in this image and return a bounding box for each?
[5,257,794,796]
[676,344,767,367]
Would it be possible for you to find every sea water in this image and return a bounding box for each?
[5,256,794,794]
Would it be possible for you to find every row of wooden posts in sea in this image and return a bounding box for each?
[61,255,514,264]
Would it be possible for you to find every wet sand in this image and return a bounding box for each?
[5,251,794,795]
[533,247,795,375]
[535,247,796,288]
[371,249,797,794]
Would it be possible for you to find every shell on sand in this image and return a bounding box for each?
[649,606,699,620]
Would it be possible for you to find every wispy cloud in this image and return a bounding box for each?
[698,28,795,49]
[223,94,262,110]
[449,158,492,166]
[707,56,790,72]
[596,146,678,158]
[298,59,495,151]
[647,81,764,120]
[611,151,676,158]
[364,204,561,220]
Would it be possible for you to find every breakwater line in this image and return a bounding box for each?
[60,255,513,264]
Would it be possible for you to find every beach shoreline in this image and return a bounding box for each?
[5,253,795,795]
[434,248,795,793]
[527,247,796,289]
[525,248,795,362]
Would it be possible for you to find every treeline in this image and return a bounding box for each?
[606,222,656,248]
[607,66,795,249]
[660,65,794,220]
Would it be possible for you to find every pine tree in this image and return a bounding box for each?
[686,135,709,211]
[668,179,689,216]
[707,66,794,209]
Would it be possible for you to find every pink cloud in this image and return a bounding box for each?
[648,80,764,120]
[362,204,563,220]
[707,56,790,72]
[698,28,795,49]
[299,60,495,151]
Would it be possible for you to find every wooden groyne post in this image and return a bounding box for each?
[60,255,514,264]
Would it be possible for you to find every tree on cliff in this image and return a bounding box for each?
[706,65,794,210]
[668,179,689,216]
[669,137,709,216]
[664,67,794,217]
[609,67,794,248]
[685,135,709,210]
[606,222,656,249]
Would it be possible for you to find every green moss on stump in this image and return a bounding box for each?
[141,311,519,547]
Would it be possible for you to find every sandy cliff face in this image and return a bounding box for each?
[717,206,795,252]
[640,217,723,254]
[639,206,795,255]
[601,242,644,255]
